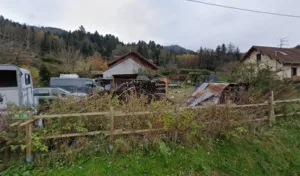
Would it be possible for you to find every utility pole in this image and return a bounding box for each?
[279,38,289,48]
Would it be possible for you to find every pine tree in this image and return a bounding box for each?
[221,44,227,54]
[216,45,221,56]
[39,64,51,86]
[40,32,52,55]
[234,47,241,60]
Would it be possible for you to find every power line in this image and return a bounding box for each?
[186,0,300,19]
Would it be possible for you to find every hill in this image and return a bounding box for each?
[0,14,241,83]
[164,45,196,54]
[36,26,66,34]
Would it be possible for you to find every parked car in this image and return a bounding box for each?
[94,78,111,91]
[0,64,37,107]
[50,77,97,94]
[33,87,87,104]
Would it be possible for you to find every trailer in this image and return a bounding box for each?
[0,64,36,107]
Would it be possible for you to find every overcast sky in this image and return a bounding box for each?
[0,0,299,52]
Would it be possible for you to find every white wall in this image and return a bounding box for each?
[103,58,145,79]
[243,51,300,78]
[244,51,281,70]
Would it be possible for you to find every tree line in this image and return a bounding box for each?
[0,15,241,72]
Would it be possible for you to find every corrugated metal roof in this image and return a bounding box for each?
[186,83,230,107]
[206,83,229,95]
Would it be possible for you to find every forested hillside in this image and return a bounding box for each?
[0,15,241,84]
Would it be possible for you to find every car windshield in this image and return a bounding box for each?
[52,88,71,96]
[58,88,71,94]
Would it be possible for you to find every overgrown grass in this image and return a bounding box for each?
[3,117,300,176]
[167,85,194,104]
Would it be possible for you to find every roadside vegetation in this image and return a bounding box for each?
[2,61,300,175]
[3,117,300,176]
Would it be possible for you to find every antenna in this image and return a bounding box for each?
[279,37,289,48]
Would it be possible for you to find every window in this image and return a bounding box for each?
[291,67,297,76]
[51,88,68,96]
[256,53,262,62]
[0,70,18,87]
[33,89,50,96]
[25,74,31,85]
[84,81,95,88]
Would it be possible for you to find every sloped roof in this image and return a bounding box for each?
[107,51,158,70]
[185,83,230,107]
[243,46,300,64]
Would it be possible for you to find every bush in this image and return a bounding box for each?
[40,56,62,64]
[231,63,297,103]
[3,91,272,165]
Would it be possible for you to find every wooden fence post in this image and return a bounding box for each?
[173,104,179,142]
[109,107,115,150]
[226,100,232,113]
[268,91,275,126]
[226,100,232,127]
[25,122,33,163]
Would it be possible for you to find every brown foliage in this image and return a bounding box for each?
[90,53,107,71]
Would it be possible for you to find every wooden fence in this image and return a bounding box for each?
[9,91,300,162]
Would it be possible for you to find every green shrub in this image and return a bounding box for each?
[231,63,297,103]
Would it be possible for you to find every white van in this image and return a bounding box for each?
[0,64,36,107]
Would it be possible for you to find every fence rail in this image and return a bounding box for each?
[9,91,300,162]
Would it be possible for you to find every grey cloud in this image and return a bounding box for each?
[0,0,300,52]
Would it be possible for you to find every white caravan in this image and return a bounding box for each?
[0,64,36,107]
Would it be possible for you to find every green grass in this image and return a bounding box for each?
[3,118,300,176]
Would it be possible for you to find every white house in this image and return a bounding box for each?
[103,51,158,79]
[242,46,300,78]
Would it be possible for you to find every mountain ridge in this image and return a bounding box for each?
[164,45,196,54]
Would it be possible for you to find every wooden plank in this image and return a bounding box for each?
[40,130,108,139]
[226,100,232,127]
[173,104,179,142]
[183,105,225,110]
[25,123,33,163]
[113,128,165,135]
[39,128,166,140]
[19,112,110,127]
[114,111,152,117]
[110,107,115,146]
[231,103,268,108]
[275,112,300,117]
[275,99,300,103]
[20,111,152,127]
[10,121,24,127]
[180,103,268,111]
[268,91,275,125]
